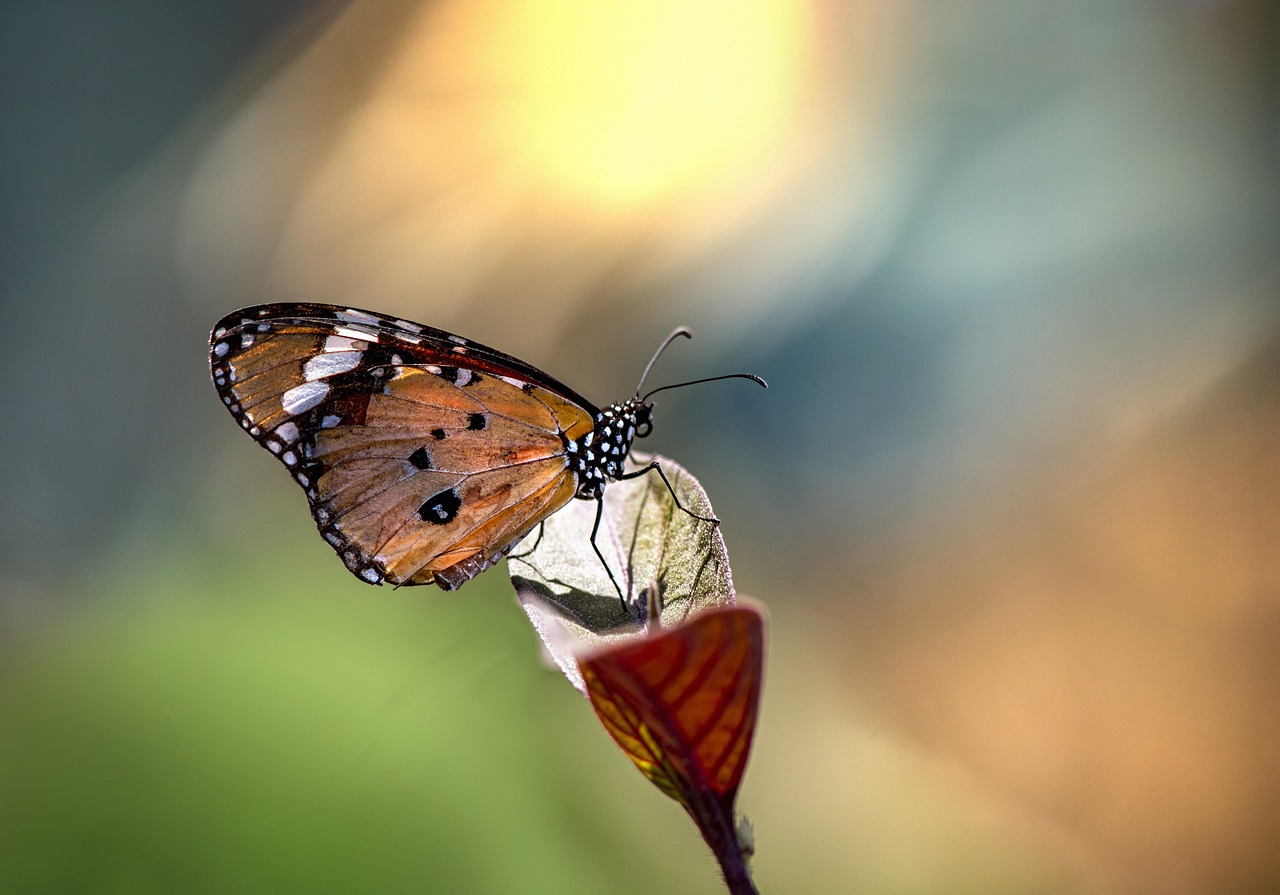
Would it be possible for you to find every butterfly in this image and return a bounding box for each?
[209,303,764,596]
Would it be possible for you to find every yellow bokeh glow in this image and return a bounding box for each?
[460,0,812,212]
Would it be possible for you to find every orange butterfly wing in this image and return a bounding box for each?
[210,304,596,588]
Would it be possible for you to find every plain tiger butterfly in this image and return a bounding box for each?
[209,304,764,596]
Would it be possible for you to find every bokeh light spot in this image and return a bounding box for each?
[462,0,811,211]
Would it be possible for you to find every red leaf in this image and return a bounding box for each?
[580,604,765,893]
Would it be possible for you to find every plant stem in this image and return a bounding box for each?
[692,796,760,895]
[717,847,760,895]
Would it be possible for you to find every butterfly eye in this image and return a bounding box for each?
[634,404,653,438]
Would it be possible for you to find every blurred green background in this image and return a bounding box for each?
[3,2,1278,892]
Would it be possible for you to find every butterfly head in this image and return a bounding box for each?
[633,400,654,438]
[571,398,652,499]
[605,398,653,448]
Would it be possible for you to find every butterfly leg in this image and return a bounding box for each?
[589,496,629,610]
[617,461,719,525]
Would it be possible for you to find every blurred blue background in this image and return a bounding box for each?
[2,1,1278,892]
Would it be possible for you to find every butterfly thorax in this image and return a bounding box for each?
[568,398,652,500]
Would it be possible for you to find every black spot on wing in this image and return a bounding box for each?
[418,488,461,524]
[408,446,432,470]
[430,428,447,440]
[467,413,487,431]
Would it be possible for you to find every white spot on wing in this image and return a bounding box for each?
[500,375,525,388]
[360,567,381,583]
[323,335,365,353]
[321,414,342,429]
[276,421,300,444]
[303,351,362,381]
[337,309,379,325]
[213,341,229,357]
[335,325,379,342]
[448,334,466,344]
[282,451,297,466]
[281,381,329,415]
[240,334,254,348]
[454,368,472,386]
[395,319,423,333]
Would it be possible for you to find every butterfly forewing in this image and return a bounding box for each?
[210,303,598,588]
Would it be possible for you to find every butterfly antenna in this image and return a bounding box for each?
[634,327,693,397]
[641,372,767,402]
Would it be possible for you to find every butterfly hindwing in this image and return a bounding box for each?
[210,303,598,588]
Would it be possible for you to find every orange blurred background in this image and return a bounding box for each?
[2,2,1278,892]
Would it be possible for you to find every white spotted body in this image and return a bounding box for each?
[567,399,652,500]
